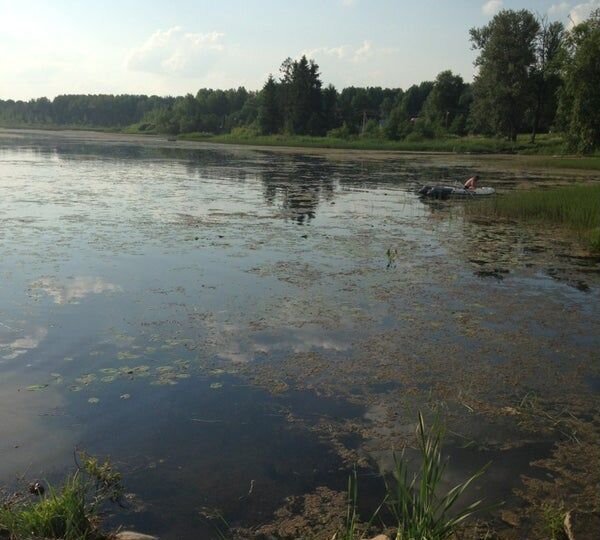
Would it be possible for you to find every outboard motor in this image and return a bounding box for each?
[423,186,454,200]
[419,186,454,200]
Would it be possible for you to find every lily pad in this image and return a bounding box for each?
[75,373,96,385]
[26,384,49,391]
[117,351,141,360]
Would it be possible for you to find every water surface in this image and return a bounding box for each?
[1,131,599,538]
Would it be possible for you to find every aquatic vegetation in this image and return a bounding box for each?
[26,384,48,391]
[331,414,489,540]
[383,413,488,540]
[335,469,361,540]
[75,374,97,386]
[0,453,122,540]
[541,501,567,540]
[467,184,600,251]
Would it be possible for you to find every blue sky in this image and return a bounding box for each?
[0,0,598,100]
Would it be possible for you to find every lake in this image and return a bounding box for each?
[1,130,599,539]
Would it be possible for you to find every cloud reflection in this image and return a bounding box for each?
[0,326,48,360]
[30,276,121,304]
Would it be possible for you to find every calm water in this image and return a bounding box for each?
[1,131,599,538]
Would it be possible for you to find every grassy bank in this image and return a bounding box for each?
[0,454,123,540]
[4,125,600,170]
[177,132,600,170]
[467,184,600,251]
[0,123,122,133]
[178,132,568,154]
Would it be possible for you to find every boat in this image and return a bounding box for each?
[418,185,495,199]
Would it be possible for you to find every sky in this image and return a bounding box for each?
[0,0,598,100]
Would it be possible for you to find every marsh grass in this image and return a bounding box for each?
[0,473,93,540]
[541,502,568,540]
[334,469,361,540]
[178,132,556,154]
[384,414,489,540]
[0,453,122,540]
[467,184,600,251]
[334,414,489,540]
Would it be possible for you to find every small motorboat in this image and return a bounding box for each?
[418,185,495,199]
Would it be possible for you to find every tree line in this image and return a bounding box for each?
[1,8,598,152]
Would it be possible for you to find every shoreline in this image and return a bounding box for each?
[2,126,600,172]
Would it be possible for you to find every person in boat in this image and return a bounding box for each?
[464,175,479,190]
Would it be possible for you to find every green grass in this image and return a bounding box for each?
[178,132,560,154]
[516,156,600,171]
[335,413,489,540]
[384,413,488,540]
[176,132,600,170]
[0,123,122,133]
[0,453,123,540]
[0,473,94,540]
[177,131,567,153]
[541,502,568,540]
[467,184,600,251]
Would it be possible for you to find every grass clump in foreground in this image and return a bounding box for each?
[0,453,123,540]
[467,184,600,251]
[336,413,489,540]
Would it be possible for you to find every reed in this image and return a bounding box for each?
[384,413,488,540]
[467,184,600,251]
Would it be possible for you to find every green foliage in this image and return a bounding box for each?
[327,123,352,139]
[258,75,281,135]
[470,10,541,140]
[529,18,565,142]
[279,55,324,135]
[384,82,434,140]
[361,119,382,138]
[384,413,488,540]
[421,71,470,136]
[560,9,600,153]
[0,453,123,540]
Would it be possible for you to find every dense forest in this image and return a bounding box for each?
[1,8,599,152]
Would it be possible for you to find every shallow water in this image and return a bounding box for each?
[1,131,599,538]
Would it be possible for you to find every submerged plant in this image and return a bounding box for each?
[0,453,123,540]
[541,501,567,540]
[384,413,488,540]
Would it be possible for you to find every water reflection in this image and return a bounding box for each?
[0,326,48,360]
[29,276,121,304]
[0,132,599,538]
[260,156,336,224]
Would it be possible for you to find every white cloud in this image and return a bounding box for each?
[303,40,393,65]
[482,0,503,16]
[340,0,357,6]
[548,2,571,16]
[303,45,350,60]
[353,40,373,62]
[127,27,226,76]
[568,1,600,26]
